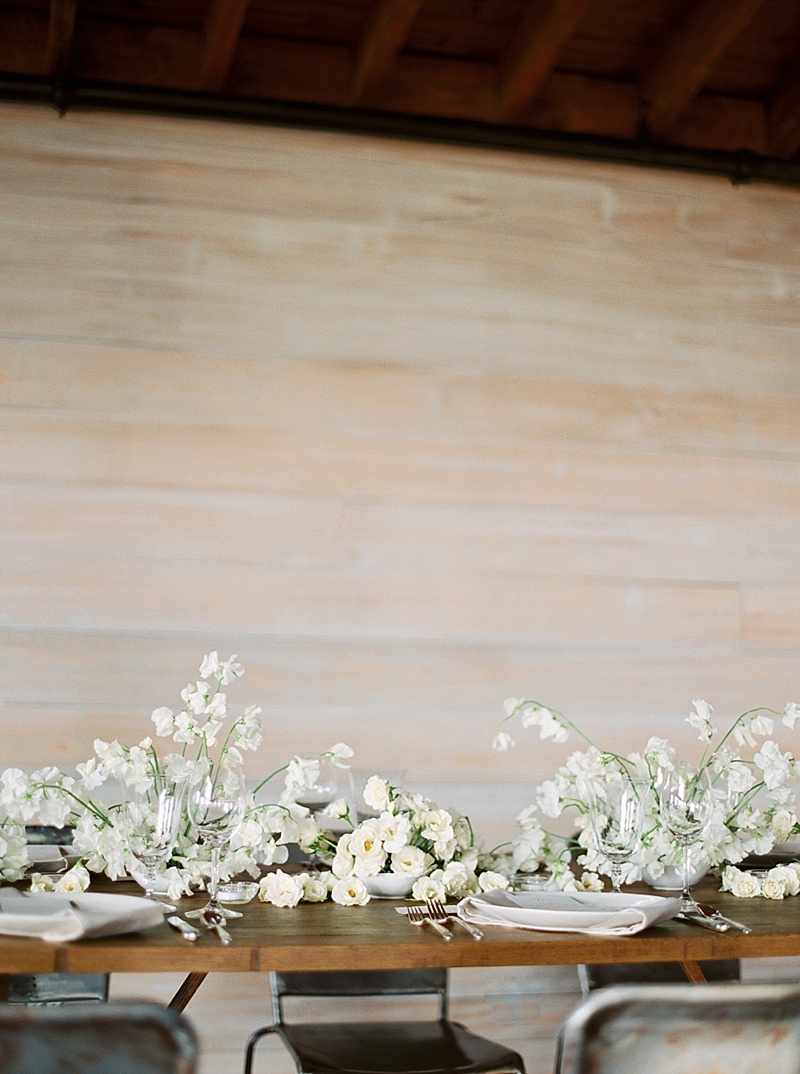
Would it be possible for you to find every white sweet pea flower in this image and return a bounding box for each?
[331,876,370,906]
[411,875,446,902]
[492,731,514,752]
[75,757,107,792]
[151,707,176,736]
[326,743,354,767]
[781,702,800,729]
[755,740,794,790]
[284,757,321,797]
[181,681,211,715]
[734,712,774,748]
[687,699,717,743]
[233,707,263,752]
[200,652,244,685]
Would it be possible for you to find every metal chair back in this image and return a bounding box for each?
[0,1000,199,1073]
[557,982,800,1074]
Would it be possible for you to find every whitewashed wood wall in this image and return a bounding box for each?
[2,100,800,848]
[3,100,800,1074]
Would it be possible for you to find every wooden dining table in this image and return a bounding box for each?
[0,878,797,1011]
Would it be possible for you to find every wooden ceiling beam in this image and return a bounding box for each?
[46,0,76,78]
[199,0,251,92]
[497,0,594,124]
[768,58,800,159]
[640,0,767,138]
[351,0,424,104]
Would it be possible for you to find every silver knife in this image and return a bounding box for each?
[677,911,730,932]
[167,915,200,942]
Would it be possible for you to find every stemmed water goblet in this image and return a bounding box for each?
[659,761,714,913]
[587,774,649,892]
[119,774,185,913]
[186,763,247,921]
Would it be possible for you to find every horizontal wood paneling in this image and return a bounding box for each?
[1,100,799,860]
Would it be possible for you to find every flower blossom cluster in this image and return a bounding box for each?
[494,697,800,894]
[259,776,509,907]
[722,863,800,900]
[0,653,352,899]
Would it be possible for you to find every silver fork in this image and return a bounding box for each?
[407,904,451,941]
[426,899,484,941]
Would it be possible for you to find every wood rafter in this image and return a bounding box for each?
[199,0,251,93]
[768,58,800,159]
[46,0,77,78]
[640,0,767,137]
[497,0,594,124]
[351,0,423,104]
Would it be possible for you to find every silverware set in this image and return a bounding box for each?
[406,900,484,941]
[167,913,233,944]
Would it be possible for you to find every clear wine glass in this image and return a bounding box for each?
[119,774,185,913]
[186,763,246,920]
[587,775,649,892]
[659,762,714,913]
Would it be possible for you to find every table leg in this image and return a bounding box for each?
[679,961,708,983]
[169,972,208,1011]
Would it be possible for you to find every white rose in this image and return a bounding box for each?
[261,870,305,908]
[722,866,761,898]
[420,809,454,842]
[762,874,788,900]
[28,872,56,893]
[411,875,446,902]
[391,845,428,877]
[772,809,796,843]
[376,811,412,853]
[441,861,471,895]
[363,777,392,813]
[55,866,90,894]
[331,877,370,906]
[303,876,330,903]
[350,821,387,877]
[562,871,604,892]
[478,871,509,892]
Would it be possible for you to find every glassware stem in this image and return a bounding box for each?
[208,846,221,911]
[609,862,623,892]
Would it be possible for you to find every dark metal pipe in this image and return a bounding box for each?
[1,74,799,189]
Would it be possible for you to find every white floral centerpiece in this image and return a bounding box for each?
[258,775,509,907]
[494,697,800,897]
[0,652,352,899]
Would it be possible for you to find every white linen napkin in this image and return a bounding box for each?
[0,888,164,942]
[457,889,681,936]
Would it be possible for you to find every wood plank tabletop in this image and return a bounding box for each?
[0,879,796,977]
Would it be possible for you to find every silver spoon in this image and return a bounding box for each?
[200,906,232,944]
[695,901,752,933]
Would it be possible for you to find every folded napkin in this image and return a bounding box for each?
[457,889,681,936]
[0,888,164,942]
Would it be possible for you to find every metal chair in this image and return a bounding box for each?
[0,1000,199,1073]
[244,969,525,1074]
[555,982,800,1074]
